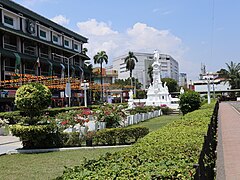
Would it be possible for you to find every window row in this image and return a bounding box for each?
[1,9,82,52]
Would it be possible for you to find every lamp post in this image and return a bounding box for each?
[52,52,81,107]
[81,80,89,107]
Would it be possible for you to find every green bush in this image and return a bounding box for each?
[179,90,201,115]
[160,106,173,115]
[56,102,216,179]
[60,132,83,147]
[93,126,149,146]
[0,111,21,124]
[11,124,61,149]
[15,83,52,119]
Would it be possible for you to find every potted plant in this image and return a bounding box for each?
[84,131,96,146]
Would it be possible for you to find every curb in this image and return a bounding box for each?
[6,145,131,155]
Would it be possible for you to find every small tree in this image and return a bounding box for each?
[179,91,201,115]
[161,78,179,93]
[15,83,52,124]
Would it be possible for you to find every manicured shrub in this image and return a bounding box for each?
[60,132,83,147]
[179,90,201,115]
[56,102,216,179]
[15,83,52,119]
[94,126,149,145]
[10,124,61,149]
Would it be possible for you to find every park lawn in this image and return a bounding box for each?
[0,115,180,180]
[129,114,181,132]
[0,147,125,180]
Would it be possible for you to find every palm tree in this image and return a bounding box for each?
[124,51,138,91]
[93,51,108,102]
[147,65,153,85]
[225,61,240,89]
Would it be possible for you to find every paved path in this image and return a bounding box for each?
[0,135,22,155]
[217,102,240,180]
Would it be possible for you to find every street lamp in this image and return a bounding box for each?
[81,80,89,107]
[52,52,81,107]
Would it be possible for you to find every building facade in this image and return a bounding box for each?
[179,72,187,88]
[112,52,179,89]
[0,0,89,109]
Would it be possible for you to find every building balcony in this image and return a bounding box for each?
[23,46,37,56]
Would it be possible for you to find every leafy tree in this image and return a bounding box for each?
[225,61,240,89]
[93,51,108,102]
[179,91,201,115]
[148,65,153,84]
[114,78,142,89]
[217,68,228,78]
[161,78,179,93]
[15,83,52,123]
[124,51,138,91]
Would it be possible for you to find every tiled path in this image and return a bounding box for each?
[217,102,240,180]
[0,135,22,155]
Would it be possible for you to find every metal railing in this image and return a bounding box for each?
[40,52,49,59]
[193,101,219,179]
[24,46,37,56]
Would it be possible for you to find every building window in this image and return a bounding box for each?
[53,35,59,43]
[4,16,14,26]
[40,30,47,38]
[74,44,78,50]
[64,40,69,47]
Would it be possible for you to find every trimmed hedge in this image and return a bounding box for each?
[10,124,62,149]
[94,126,149,145]
[56,102,216,179]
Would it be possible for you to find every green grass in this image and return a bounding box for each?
[0,147,125,180]
[129,114,181,132]
[0,115,180,180]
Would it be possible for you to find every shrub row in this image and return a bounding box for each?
[94,126,149,145]
[10,124,62,149]
[10,125,149,149]
[56,102,216,179]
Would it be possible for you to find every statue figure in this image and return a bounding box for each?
[129,90,133,100]
[153,50,159,62]
[180,87,185,94]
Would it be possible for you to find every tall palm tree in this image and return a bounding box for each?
[225,61,240,89]
[147,65,153,85]
[124,51,138,91]
[93,51,108,102]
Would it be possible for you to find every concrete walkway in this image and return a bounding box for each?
[217,102,240,180]
[0,135,22,155]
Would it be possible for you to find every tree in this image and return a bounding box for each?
[217,68,228,78]
[124,51,138,91]
[225,61,240,89]
[147,65,153,84]
[93,51,108,102]
[179,91,201,115]
[15,82,52,124]
[161,78,179,93]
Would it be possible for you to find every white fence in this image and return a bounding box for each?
[82,110,162,131]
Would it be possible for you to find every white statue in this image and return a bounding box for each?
[129,90,133,100]
[153,50,160,61]
[180,87,185,94]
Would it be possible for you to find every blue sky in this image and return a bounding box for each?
[13,0,240,80]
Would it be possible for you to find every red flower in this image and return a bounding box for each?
[83,108,91,116]
[61,120,69,125]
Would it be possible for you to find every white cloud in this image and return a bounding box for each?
[51,15,69,26]
[77,19,118,36]
[76,19,187,69]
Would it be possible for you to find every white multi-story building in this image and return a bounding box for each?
[112,52,179,89]
[179,73,187,87]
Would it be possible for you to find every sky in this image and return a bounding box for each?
[12,0,240,81]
